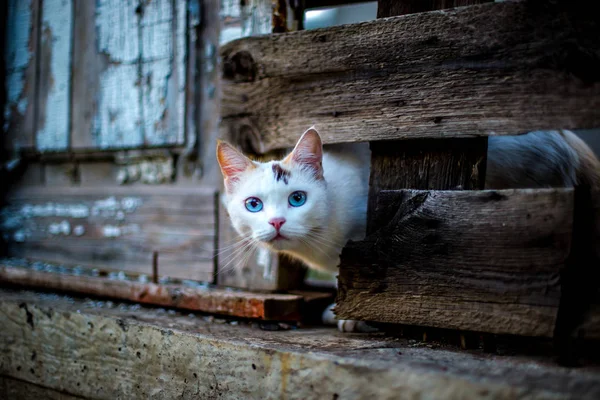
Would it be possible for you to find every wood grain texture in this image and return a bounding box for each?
[70,0,187,150]
[367,138,487,233]
[0,187,217,281]
[337,188,574,337]
[0,266,303,320]
[220,1,600,153]
[3,0,40,151]
[36,0,73,152]
[69,0,102,149]
[377,0,493,18]
[2,289,600,399]
[93,0,143,149]
[141,0,186,146]
[0,376,82,400]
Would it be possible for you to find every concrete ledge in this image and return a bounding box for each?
[1,289,600,399]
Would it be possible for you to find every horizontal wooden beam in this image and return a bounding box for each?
[0,265,303,320]
[2,289,600,399]
[220,1,600,153]
[336,188,574,337]
[1,187,218,281]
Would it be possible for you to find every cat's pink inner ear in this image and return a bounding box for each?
[216,141,254,189]
[285,127,324,179]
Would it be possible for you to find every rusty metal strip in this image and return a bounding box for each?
[0,264,303,321]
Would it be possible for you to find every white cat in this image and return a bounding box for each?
[217,127,600,332]
[217,127,369,274]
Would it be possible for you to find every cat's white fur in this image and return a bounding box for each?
[218,127,600,333]
[218,127,370,273]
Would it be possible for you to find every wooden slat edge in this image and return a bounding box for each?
[220,1,600,152]
[0,265,303,321]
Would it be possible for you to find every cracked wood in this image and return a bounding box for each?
[220,1,600,153]
[336,188,574,337]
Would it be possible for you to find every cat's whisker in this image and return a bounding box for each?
[297,236,336,261]
[214,238,253,258]
[215,237,257,265]
[215,239,258,277]
[285,227,346,249]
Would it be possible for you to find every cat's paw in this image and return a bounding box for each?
[322,302,379,333]
[337,319,379,333]
[321,302,338,326]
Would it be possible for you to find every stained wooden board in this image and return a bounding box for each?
[71,0,187,150]
[337,188,574,338]
[367,138,487,233]
[0,187,217,282]
[3,0,39,151]
[220,1,600,153]
[377,0,493,17]
[2,289,600,399]
[0,266,303,320]
[36,0,73,152]
[0,377,82,400]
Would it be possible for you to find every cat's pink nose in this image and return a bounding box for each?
[269,217,286,231]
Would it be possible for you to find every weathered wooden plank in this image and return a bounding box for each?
[69,0,102,150]
[175,0,187,146]
[71,0,187,150]
[220,1,600,153]
[0,266,303,320]
[43,162,78,186]
[337,188,574,337]
[377,0,493,18]
[3,0,40,150]
[93,0,142,149]
[78,161,118,186]
[0,376,82,400]
[367,138,487,234]
[140,0,185,146]
[36,0,73,152]
[0,187,217,281]
[2,289,600,399]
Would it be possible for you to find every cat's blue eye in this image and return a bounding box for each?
[288,191,307,207]
[245,197,263,212]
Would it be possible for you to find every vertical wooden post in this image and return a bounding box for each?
[368,0,492,235]
[357,0,492,341]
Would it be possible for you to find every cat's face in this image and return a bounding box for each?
[217,128,328,253]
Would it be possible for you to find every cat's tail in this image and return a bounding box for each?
[561,130,600,261]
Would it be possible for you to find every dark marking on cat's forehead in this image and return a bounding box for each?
[272,163,291,184]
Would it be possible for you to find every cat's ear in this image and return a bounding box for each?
[284,126,323,179]
[216,140,255,191]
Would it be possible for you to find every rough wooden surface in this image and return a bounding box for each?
[220,1,600,153]
[1,376,82,400]
[69,0,103,150]
[337,189,574,337]
[36,0,73,152]
[377,0,493,18]
[5,0,188,152]
[0,187,217,281]
[1,289,600,399]
[367,138,487,233]
[0,266,304,320]
[3,0,39,151]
